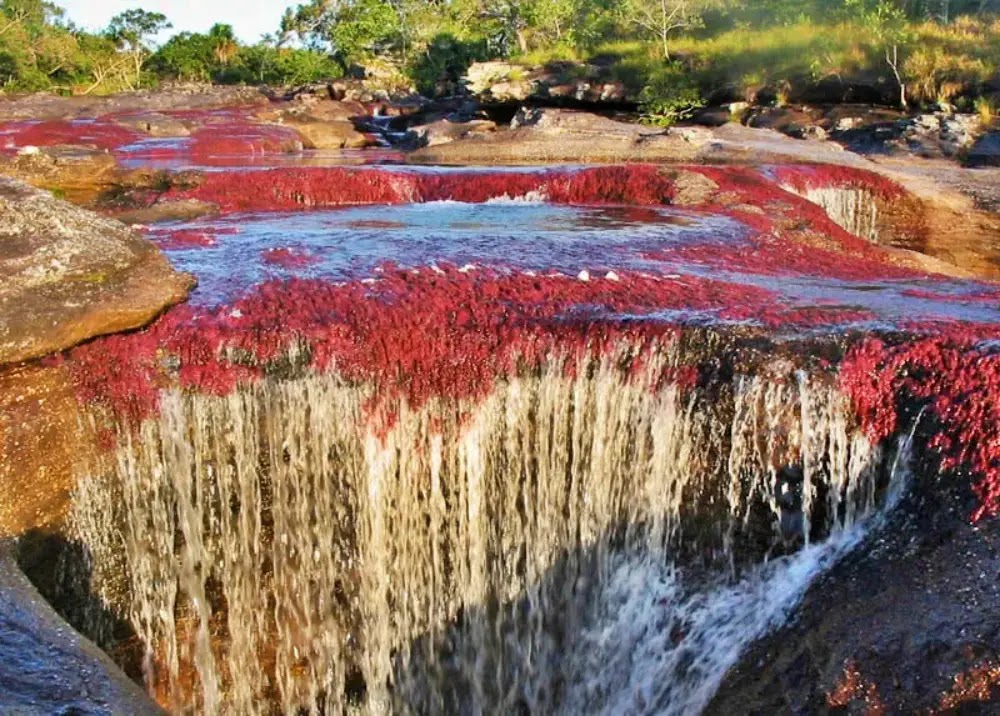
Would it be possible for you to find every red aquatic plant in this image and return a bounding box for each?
[0,119,141,152]
[262,247,320,268]
[826,660,886,715]
[63,265,871,427]
[841,330,1000,520]
[171,168,419,211]
[769,163,906,200]
[934,657,1000,712]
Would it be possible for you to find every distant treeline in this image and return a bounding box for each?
[2,0,1000,115]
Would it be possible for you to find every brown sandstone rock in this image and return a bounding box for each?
[114,111,191,137]
[0,146,119,202]
[415,118,497,147]
[115,198,219,225]
[0,178,193,365]
[292,120,372,150]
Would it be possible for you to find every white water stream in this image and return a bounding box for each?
[68,345,901,714]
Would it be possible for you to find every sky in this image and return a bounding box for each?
[57,0,287,44]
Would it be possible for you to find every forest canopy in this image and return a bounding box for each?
[1,0,998,112]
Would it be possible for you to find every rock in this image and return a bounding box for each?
[0,145,119,199]
[967,131,1000,167]
[670,170,720,206]
[465,61,522,96]
[254,99,366,126]
[465,61,636,107]
[896,112,982,158]
[115,198,219,225]
[414,118,497,147]
[292,120,372,150]
[707,483,1000,715]
[0,84,267,121]
[0,178,192,365]
[0,547,162,713]
[836,116,865,131]
[114,111,191,137]
[253,100,373,149]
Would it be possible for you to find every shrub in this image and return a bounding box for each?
[638,62,704,127]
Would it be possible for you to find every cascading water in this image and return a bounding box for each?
[42,163,1000,715]
[67,343,901,715]
[780,185,881,243]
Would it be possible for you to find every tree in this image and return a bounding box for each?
[105,8,170,88]
[619,0,716,60]
[209,24,238,65]
[849,0,912,107]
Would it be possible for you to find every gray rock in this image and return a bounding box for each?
[967,131,1000,167]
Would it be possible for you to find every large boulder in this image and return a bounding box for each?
[967,130,1000,167]
[114,111,192,137]
[0,178,193,365]
[293,120,372,150]
[0,145,119,199]
[414,117,497,147]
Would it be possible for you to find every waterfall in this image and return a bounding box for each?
[782,185,881,243]
[68,343,895,715]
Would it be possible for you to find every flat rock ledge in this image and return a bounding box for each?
[0,177,193,365]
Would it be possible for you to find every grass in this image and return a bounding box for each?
[975,96,998,128]
[509,17,1000,109]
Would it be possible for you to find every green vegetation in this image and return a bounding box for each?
[1,0,999,114]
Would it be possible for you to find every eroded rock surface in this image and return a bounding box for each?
[0,178,193,365]
[708,482,1000,714]
[0,85,267,121]
[0,545,162,714]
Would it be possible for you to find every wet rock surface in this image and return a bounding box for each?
[0,178,193,364]
[0,545,162,715]
[708,481,1000,714]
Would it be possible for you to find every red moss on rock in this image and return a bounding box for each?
[262,247,320,268]
[841,330,1000,520]
[62,266,869,426]
[169,165,682,212]
[0,119,141,153]
[769,163,906,200]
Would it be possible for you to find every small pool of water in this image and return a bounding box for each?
[150,200,1000,331]
[153,202,741,303]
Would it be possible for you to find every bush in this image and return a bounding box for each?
[638,62,704,127]
[407,33,490,96]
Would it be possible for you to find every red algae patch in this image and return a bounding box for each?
[0,119,141,153]
[60,266,856,424]
[166,165,680,212]
[768,164,906,200]
[261,247,320,268]
[841,330,1000,521]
